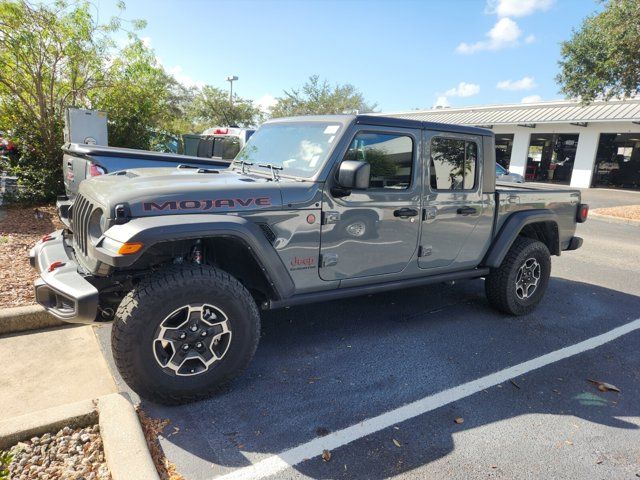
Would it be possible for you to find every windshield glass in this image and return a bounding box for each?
[234,122,342,178]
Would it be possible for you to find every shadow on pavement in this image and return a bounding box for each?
[142,276,640,478]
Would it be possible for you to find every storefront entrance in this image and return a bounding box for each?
[592,133,640,190]
[525,134,578,185]
[495,134,514,169]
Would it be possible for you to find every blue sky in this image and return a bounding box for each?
[94,0,602,112]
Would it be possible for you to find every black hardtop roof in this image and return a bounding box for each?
[265,114,492,137]
[355,115,493,137]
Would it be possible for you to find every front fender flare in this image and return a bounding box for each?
[95,214,295,300]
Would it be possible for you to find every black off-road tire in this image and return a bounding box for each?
[111,265,260,405]
[485,237,551,316]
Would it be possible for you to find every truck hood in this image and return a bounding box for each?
[78,167,290,218]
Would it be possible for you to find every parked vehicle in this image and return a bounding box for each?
[30,115,588,404]
[182,127,255,159]
[496,163,524,183]
[58,143,232,226]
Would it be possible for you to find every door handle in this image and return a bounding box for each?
[394,208,419,218]
[456,206,477,216]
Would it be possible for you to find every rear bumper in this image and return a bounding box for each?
[565,236,583,251]
[29,230,99,324]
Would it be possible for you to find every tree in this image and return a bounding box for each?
[90,39,185,151]
[187,86,263,131]
[0,0,141,202]
[270,75,376,117]
[557,0,640,102]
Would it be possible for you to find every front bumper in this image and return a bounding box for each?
[29,230,99,324]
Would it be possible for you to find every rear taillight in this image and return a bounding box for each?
[577,203,589,223]
[88,162,106,177]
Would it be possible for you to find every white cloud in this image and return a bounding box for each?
[521,94,543,103]
[444,82,481,98]
[456,17,522,54]
[256,94,277,113]
[488,0,555,18]
[525,34,536,44]
[434,96,450,108]
[167,65,205,89]
[496,76,537,91]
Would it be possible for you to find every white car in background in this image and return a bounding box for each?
[496,163,524,183]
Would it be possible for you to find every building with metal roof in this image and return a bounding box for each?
[383,99,640,189]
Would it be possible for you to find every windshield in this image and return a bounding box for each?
[496,163,506,175]
[234,122,342,178]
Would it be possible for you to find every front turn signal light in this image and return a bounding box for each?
[118,242,144,255]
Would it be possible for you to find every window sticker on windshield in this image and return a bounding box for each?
[324,125,339,135]
[328,135,335,143]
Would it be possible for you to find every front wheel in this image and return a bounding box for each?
[485,237,551,316]
[111,265,260,405]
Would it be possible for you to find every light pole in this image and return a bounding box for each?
[226,75,238,107]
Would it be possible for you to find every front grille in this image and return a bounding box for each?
[71,193,94,255]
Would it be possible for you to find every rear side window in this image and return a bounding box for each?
[344,132,413,189]
[430,137,478,190]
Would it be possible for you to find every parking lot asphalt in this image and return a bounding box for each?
[95,210,640,479]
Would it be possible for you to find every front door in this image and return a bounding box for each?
[319,127,421,281]
[419,131,488,270]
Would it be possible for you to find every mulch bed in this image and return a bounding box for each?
[0,205,63,309]
[592,205,640,221]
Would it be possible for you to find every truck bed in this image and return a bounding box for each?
[62,143,232,201]
[495,182,581,250]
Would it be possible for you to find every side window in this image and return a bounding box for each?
[343,132,413,189]
[430,137,478,190]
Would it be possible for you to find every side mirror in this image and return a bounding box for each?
[338,161,370,190]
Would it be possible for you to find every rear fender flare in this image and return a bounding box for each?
[482,209,559,268]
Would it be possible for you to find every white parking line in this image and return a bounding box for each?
[215,317,640,480]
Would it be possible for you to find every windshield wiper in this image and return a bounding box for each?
[235,159,253,174]
[258,163,283,181]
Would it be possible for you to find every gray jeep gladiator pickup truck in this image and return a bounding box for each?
[30,115,588,404]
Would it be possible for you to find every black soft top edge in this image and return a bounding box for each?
[355,115,493,136]
[62,143,232,166]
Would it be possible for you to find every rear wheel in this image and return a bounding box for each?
[485,237,551,316]
[111,265,260,405]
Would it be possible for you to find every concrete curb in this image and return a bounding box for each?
[0,393,159,480]
[0,305,65,336]
[590,211,640,226]
[0,398,97,450]
[98,393,160,480]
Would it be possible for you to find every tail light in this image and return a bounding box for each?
[88,162,106,177]
[576,203,589,223]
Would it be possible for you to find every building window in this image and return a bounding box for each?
[495,134,514,169]
[344,132,413,189]
[525,134,578,185]
[592,133,640,190]
[430,137,478,190]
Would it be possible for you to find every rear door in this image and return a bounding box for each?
[319,126,422,281]
[419,131,490,270]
